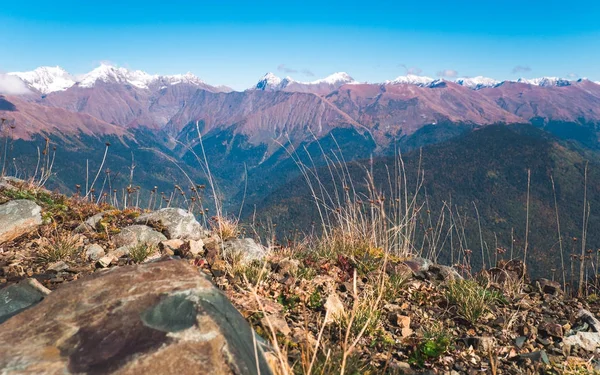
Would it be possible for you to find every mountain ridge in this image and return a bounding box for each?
[8,64,600,95]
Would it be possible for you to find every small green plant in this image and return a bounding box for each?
[129,243,154,263]
[352,245,385,276]
[445,279,504,324]
[277,293,301,312]
[38,234,80,263]
[384,273,410,301]
[308,289,323,309]
[587,293,599,304]
[409,324,453,368]
[4,189,67,213]
[350,305,381,337]
[296,265,317,280]
[234,260,264,285]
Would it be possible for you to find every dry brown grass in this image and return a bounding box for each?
[210,216,240,240]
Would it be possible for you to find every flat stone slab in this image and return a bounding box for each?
[0,260,272,375]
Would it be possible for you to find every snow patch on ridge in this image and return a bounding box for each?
[253,72,355,91]
[385,74,434,87]
[516,77,571,87]
[455,76,499,89]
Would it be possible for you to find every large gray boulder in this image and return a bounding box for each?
[135,208,208,240]
[0,260,272,375]
[0,200,42,244]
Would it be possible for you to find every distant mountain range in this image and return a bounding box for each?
[3,64,600,278]
[2,63,600,217]
[4,63,600,144]
[8,64,599,95]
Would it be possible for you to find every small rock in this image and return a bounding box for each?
[515,350,550,365]
[47,261,69,273]
[563,332,600,353]
[402,257,432,275]
[188,239,204,256]
[428,264,463,281]
[210,260,227,278]
[324,293,346,323]
[203,236,221,263]
[74,213,104,233]
[497,259,529,282]
[536,337,551,346]
[262,314,291,336]
[539,321,563,338]
[390,361,415,375]
[291,327,317,348]
[113,225,167,249]
[515,336,527,348]
[222,238,267,266]
[84,244,105,261]
[0,179,17,191]
[461,336,496,352]
[275,258,299,276]
[160,239,184,255]
[96,255,116,268]
[135,208,208,240]
[577,309,600,332]
[0,200,43,245]
[537,278,562,295]
[397,315,413,337]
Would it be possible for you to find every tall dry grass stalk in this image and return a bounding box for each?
[551,175,566,291]
[579,161,590,297]
[277,134,441,261]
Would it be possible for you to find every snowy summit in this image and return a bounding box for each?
[9,66,76,94]
[516,77,571,87]
[254,72,355,91]
[8,63,208,93]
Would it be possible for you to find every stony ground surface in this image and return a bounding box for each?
[1,177,600,374]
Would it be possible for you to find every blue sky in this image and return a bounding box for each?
[1,0,599,89]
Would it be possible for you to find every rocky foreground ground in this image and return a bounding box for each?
[1,177,600,374]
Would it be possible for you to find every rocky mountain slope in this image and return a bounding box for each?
[2,177,600,374]
[4,65,600,273]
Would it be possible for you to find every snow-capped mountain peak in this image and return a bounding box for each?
[255,72,283,90]
[517,77,571,87]
[76,64,209,90]
[309,72,355,85]
[77,63,156,89]
[253,71,355,91]
[385,74,435,86]
[8,66,75,94]
[455,76,499,89]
